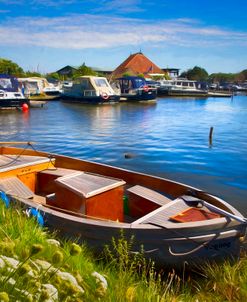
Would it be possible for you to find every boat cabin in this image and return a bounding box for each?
[171,79,197,90]
[18,77,49,95]
[115,76,148,94]
[18,77,61,96]
[63,76,117,99]
[0,74,19,92]
[112,76,157,101]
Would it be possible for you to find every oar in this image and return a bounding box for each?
[202,201,247,224]
[181,195,247,224]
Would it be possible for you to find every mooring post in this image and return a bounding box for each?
[209,127,214,146]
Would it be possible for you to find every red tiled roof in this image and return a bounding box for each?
[111,52,164,78]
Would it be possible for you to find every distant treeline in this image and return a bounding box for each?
[1,57,246,83]
[0,58,97,80]
[180,66,247,83]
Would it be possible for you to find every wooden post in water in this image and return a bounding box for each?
[209,127,214,146]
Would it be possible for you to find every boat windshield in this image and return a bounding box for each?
[94,78,109,88]
[0,78,12,90]
[134,78,145,88]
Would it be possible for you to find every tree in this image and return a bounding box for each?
[181,66,208,81]
[46,72,61,81]
[209,73,235,83]
[122,72,132,77]
[24,71,43,77]
[236,69,247,82]
[73,63,96,79]
[137,73,145,78]
[0,58,24,76]
[151,72,170,81]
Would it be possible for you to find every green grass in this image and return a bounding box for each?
[0,200,247,301]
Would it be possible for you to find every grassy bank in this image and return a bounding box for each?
[0,200,247,301]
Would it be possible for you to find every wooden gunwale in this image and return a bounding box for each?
[1,146,243,233]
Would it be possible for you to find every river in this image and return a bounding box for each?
[1,95,247,215]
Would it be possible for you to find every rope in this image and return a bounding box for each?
[168,235,218,256]
[148,221,224,257]
[0,143,32,168]
[0,142,56,171]
[27,142,56,171]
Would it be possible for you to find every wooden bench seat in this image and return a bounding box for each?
[131,196,212,226]
[38,167,77,177]
[127,185,172,218]
[0,176,34,199]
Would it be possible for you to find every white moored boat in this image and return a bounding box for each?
[61,76,120,104]
[0,74,29,110]
[158,79,208,97]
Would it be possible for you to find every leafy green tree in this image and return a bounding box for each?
[209,73,235,83]
[24,71,43,77]
[46,72,61,81]
[181,66,208,81]
[73,63,96,79]
[0,58,24,76]
[137,73,145,78]
[152,72,170,81]
[236,69,247,82]
[122,72,132,77]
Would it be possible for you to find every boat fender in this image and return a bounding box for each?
[22,103,29,112]
[143,85,149,92]
[26,207,44,227]
[0,191,10,207]
[101,92,109,100]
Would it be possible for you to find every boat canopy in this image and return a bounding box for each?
[0,74,19,92]
[77,76,115,95]
[117,76,146,90]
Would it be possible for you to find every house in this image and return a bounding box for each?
[91,67,112,76]
[111,52,164,79]
[56,65,112,79]
[56,65,77,78]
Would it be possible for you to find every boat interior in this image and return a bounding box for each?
[0,153,228,226]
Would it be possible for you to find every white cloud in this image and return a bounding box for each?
[0,14,246,50]
[93,0,144,13]
[0,0,144,12]
[30,0,78,7]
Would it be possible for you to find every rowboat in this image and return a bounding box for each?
[0,142,246,267]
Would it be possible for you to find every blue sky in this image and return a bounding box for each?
[0,0,246,74]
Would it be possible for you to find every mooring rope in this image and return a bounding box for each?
[0,142,56,171]
[148,221,228,257]
[0,142,33,168]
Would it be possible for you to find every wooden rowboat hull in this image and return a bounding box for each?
[0,145,246,267]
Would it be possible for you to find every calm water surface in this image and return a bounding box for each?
[1,95,247,215]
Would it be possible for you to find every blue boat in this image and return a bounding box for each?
[113,76,157,102]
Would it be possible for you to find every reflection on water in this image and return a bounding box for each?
[0,96,247,215]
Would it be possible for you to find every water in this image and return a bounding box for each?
[1,95,247,215]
